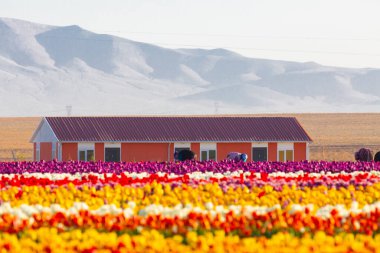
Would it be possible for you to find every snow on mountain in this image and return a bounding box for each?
[0,17,379,116]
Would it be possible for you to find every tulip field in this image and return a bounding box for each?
[1,160,380,252]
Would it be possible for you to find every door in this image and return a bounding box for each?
[105,148,120,162]
[175,147,190,161]
[252,147,267,161]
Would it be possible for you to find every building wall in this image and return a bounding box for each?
[40,142,52,161]
[62,143,78,161]
[217,143,252,161]
[268,142,278,161]
[54,141,307,162]
[169,143,174,161]
[95,143,105,161]
[121,143,170,162]
[191,143,200,160]
[294,142,307,161]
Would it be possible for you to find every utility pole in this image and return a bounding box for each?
[66,105,72,116]
[214,101,219,115]
[11,150,17,161]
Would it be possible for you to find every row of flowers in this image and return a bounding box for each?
[1,228,377,253]
[0,160,379,174]
[4,170,380,180]
[1,183,380,213]
[1,201,380,235]
[0,171,379,188]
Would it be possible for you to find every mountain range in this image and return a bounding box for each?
[0,17,379,116]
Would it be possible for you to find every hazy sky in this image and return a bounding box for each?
[1,0,380,68]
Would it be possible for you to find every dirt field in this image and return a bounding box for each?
[289,113,380,161]
[0,114,379,161]
[0,117,41,161]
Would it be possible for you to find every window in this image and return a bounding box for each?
[78,149,95,161]
[209,150,216,160]
[200,149,216,161]
[279,150,293,161]
[278,143,294,162]
[78,143,95,162]
[252,147,267,161]
[105,148,120,162]
[286,150,293,161]
[79,150,86,161]
[201,151,207,161]
[200,143,217,161]
[87,150,94,161]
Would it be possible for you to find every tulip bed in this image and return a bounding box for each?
[1,160,380,252]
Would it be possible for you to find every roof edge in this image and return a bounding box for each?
[29,118,45,143]
[58,140,312,143]
[292,117,313,142]
[44,116,299,119]
[45,117,60,142]
[30,117,60,143]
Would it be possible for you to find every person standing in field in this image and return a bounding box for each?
[354,148,373,162]
[226,152,248,162]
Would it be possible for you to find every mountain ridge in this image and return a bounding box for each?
[0,17,379,116]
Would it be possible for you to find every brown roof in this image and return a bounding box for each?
[45,116,312,142]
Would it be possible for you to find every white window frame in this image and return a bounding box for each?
[174,142,191,149]
[252,142,268,161]
[200,143,217,161]
[277,143,294,161]
[78,143,95,161]
[252,143,268,148]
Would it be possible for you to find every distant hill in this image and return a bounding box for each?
[0,17,379,116]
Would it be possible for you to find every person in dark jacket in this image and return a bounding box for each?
[374,151,380,162]
[175,149,195,161]
[355,148,373,162]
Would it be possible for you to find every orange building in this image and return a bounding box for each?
[30,116,312,162]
